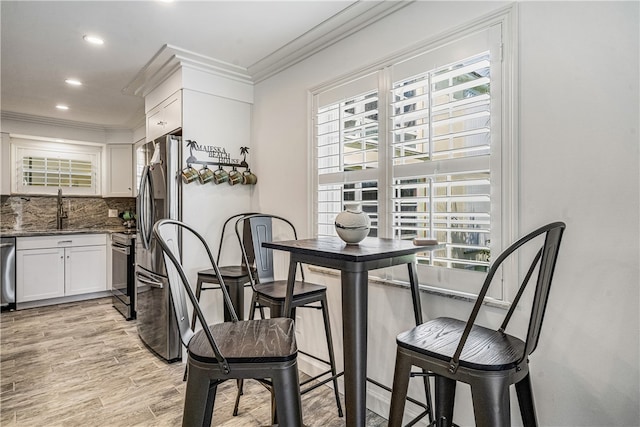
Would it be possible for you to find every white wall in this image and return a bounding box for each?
[251,2,639,426]
[181,88,254,323]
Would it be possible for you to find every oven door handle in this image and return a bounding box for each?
[136,273,163,289]
[112,246,130,255]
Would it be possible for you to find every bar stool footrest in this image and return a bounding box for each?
[300,371,344,395]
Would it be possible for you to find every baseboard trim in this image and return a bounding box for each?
[16,291,112,310]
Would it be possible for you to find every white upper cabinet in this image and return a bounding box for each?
[104,144,133,197]
[146,91,182,142]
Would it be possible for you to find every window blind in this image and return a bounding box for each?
[391,52,492,272]
[317,89,379,176]
[21,156,94,189]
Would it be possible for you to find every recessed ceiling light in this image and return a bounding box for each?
[83,35,104,45]
[56,105,69,110]
[65,79,82,86]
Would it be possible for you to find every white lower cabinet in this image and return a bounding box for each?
[16,247,66,301]
[64,245,107,296]
[16,234,107,303]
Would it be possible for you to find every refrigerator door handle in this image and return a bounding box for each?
[137,276,163,289]
[136,270,164,289]
[138,166,155,250]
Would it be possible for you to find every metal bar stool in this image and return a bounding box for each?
[154,219,303,427]
[388,222,566,427]
[234,213,344,419]
[191,212,259,328]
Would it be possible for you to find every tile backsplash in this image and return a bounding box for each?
[0,195,136,231]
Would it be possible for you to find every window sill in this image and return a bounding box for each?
[307,265,511,310]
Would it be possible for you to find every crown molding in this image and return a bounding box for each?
[122,44,253,98]
[0,111,144,134]
[123,1,414,92]
[248,0,415,83]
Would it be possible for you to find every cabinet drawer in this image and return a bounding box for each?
[17,234,106,250]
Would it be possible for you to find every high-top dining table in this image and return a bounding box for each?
[262,236,442,426]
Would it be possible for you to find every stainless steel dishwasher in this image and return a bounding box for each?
[1,237,16,311]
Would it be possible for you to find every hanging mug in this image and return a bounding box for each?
[181,165,198,184]
[198,165,215,184]
[242,169,257,185]
[228,167,242,186]
[213,166,228,185]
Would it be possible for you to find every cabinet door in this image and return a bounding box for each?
[105,145,133,197]
[160,94,182,135]
[146,91,182,142]
[16,248,65,302]
[65,245,107,296]
[146,107,165,142]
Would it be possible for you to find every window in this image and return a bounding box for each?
[11,138,101,196]
[312,20,514,298]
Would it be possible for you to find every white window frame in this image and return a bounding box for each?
[309,8,517,302]
[10,137,102,196]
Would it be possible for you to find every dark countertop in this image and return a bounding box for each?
[0,228,135,238]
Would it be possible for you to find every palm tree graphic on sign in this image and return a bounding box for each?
[240,147,249,167]
[185,140,198,164]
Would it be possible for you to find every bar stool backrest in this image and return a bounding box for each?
[236,214,303,288]
[217,212,259,267]
[449,221,566,373]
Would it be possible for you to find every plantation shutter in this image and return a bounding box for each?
[391,52,492,272]
[315,73,380,238]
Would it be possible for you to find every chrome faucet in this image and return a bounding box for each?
[56,188,68,230]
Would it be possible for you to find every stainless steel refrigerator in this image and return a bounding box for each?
[135,134,182,362]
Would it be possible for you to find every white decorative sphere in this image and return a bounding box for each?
[335,206,371,244]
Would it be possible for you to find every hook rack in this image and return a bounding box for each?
[184,140,250,169]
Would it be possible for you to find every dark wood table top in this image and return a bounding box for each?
[262,236,441,263]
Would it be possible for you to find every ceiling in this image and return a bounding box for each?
[1,0,400,132]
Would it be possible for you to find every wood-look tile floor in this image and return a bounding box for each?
[0,298,387,426]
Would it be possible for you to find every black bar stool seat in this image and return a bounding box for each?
[193,267,253,326]
[250,279,326,302]
[199,265,252,280]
